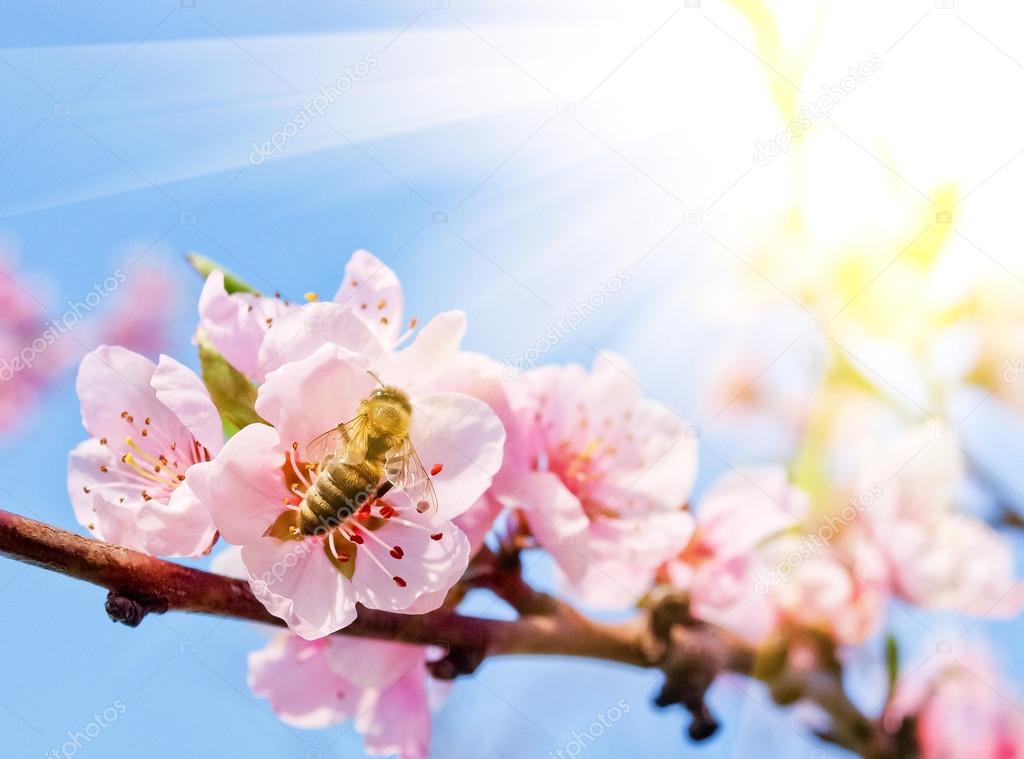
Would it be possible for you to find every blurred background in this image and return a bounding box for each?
[2,1,1023,756]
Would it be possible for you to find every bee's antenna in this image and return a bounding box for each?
[366,368,384,387]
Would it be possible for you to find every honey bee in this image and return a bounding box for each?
[293,383,437,536]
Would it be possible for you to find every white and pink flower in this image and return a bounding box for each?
[67,345,221,557]
[189,335,505,638]
[664,467,885,645]
[887,649,1024,758]
[198,250,410,381]
[848,424,1024,618]
[492,353,697,608]
[249,633,439,759]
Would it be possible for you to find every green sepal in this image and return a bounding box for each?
[186,252,259,294]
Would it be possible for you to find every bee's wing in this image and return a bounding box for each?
[384,437,438,514]
[305,415,370,465]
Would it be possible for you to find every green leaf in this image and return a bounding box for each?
[198,340,266,431]
[885,632,900,698]
[186,252,259,294]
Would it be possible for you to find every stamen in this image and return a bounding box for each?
[430,463,443,476]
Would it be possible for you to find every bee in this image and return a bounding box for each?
[294,383,437,536]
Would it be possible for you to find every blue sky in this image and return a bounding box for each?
[2,2,1023,758]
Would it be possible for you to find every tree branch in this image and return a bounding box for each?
[0,508,901,755]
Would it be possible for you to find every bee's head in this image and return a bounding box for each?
[364,386,412,438]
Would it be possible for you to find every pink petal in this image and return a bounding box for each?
[242,537,359,639]
[355,668,431,759]
[387,311,466,390]
[248,634,358,728]
[332,249,405,346]
[257,301,383,377]
[408,392,505,520]
[351,493,470,614]
[256,344,376,458]
[75,346,187,453]
[516,470,589,550]
[198,270,292,381]
[67,438,118,527]
[151,354,223,454]
[90,482,217,558]
[326,638,425,690]
[187,424,292,545]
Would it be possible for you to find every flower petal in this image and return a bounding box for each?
[76,346,186,454]
[257,301,383,377]
[332,249,404,346]
[243,537,359,639]
[248,634,358,728]
[355,669,431,759]
[90,482,217,557]
[351,495,470,614]
[187,424,291,545]
[198,270,291,380]
[256,344,376,458]
[326,639,425,690]
[387,311,466,389]
[151,354,223,454]
[408,392,505,520]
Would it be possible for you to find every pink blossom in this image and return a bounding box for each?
[887,650,1024,758]
[96,261,178,357]
[0,257,67,433]
[197,250,409,381]
[188,339,505,639]
[67,346,221,556]
[249,633,436,759]
[850,424,1024,617]
[665,467,884,644]
[197,269,294,381]
[494,353,697,608]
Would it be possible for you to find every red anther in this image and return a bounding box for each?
[390,546,404,559]
[430,463,443,476]
[393,576,407,588]
[430,533,443,541]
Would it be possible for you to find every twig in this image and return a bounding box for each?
[0,508,902,755]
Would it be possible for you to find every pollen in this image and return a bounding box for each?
[304,291,319,302]
[377,298,387,310]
